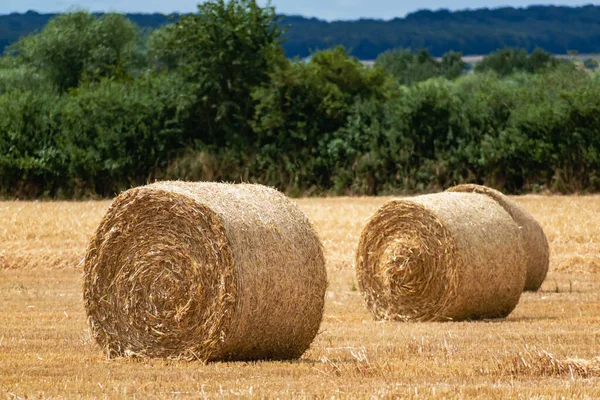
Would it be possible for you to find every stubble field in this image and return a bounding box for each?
[1,194,600,398]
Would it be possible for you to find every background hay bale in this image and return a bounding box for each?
[446,184,550,291]
[356,192,527,322]
[83,181,327,361]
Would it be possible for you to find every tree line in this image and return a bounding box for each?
[1,1,599,198]
[3,5,600,59]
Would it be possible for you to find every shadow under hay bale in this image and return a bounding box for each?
[83,181,327,361]
[356,192,527,322]
[446,184,550,292]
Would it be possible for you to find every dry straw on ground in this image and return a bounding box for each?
[356,192,527,322]
[446,184,550,291]
[83,181,327,361]
[505,346,600,378]
[0,246,82,269]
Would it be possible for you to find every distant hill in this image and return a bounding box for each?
[2,5,600,59]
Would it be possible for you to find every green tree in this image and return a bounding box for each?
[440,51,466,80]
[525,48,559,73]
[251,47,391,190]
[375,48,442,85]
[584,58,599,70]
[84,13,144,82]
[375,48,465,85]
[475,47,559,77]
[146,24,181,72]
[10,11,95,91]
[10,11,142,92]
[475,48,528,76]
[160,0,286,149]
[375,48,415,83]
[0,63,54,94]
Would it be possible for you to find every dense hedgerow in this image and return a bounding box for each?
[1,3,600,198]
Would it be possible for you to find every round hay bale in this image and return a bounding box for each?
[356,192,527,322]
[83,181,327,361]
[446,184,549,291]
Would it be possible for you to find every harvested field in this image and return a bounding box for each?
[2,194,600,398]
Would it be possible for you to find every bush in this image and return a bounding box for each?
[584,58,599,70]
[251,47,391,191]
[0,64,54,94]
[475,47,561,76]
[56,74,186,196]
[376,48,466,85]
[2,4,600,197]
[159,0,285,150]
[0,90,65,197]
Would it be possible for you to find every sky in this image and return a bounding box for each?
[0,0,597,20]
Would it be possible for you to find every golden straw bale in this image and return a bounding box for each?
[83,181,327,361]
[356,192,527,322]
[446,184,549,291]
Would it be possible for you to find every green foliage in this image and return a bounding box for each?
[318,65,600,195]
[450,66,600,192]
[0,63,54,94]
[475,47,560,76]
[3,4,600,198]
[440,51,467,80]
[9,11,95,92]
[251,47,391,191]
[160,0,285,149]
[584,58,599,70]
[146,24,181,72]
[56,74,186,196]
[83,13,145,81]
[376,49,438,85]
[0,73,186,197]
[326,99,403,194]
[10,11,143,92]
[500,69,600,192]
[375,48,465,85]
[0,90,65,197]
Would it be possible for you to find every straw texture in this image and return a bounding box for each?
[83,181,327,361]
[356,192,527,322]
[446,184,549,291]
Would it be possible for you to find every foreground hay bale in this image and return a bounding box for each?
[446,184,549,291]
[356,192,526,322]
[83,181,327,361]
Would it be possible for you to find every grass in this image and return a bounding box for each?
[2,194,600,398]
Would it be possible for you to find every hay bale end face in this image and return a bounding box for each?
[446,184,550,291]
[356,192,527,322]
[83,181,327,361]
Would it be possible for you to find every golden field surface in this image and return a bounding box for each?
[1,194,600,398]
